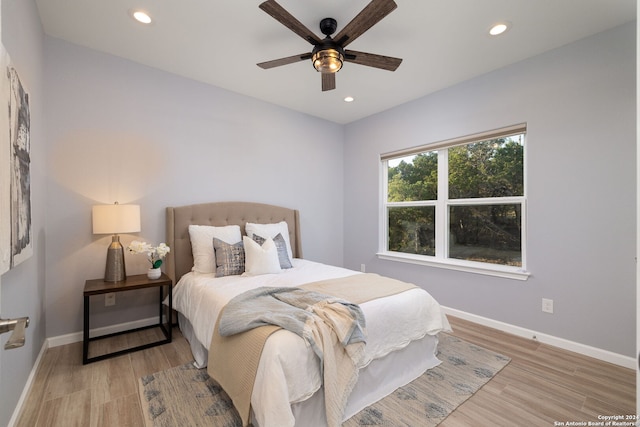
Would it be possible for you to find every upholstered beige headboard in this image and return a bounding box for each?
[165,201,302,284]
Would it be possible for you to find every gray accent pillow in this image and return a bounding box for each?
[253,233,293,269]
[213,238,245,277]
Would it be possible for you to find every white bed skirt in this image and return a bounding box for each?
[288,332,440,426]
[179,313,441,426]
[178,313,209,368]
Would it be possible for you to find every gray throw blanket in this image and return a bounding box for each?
[218,286,367,427]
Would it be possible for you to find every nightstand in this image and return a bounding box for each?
[83,273,172,364]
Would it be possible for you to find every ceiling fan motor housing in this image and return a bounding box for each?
[319,17,338,36]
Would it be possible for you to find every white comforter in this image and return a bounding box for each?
[172,259,450,427]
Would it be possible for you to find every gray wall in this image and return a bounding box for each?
[0,0,46,426]
[43,38,346,338]
[343,22,636,357]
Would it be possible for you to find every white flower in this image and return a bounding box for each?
[156,243,170,258]
[128,241,170,269]
[128,240,152,255]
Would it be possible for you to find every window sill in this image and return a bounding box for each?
[376,251,531,281]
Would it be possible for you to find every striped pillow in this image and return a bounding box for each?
[213,238,245,277]
[252,233,293,269]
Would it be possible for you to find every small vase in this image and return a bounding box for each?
[147,268,161,280]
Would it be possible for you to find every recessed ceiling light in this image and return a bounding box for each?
[344,96,354,103]
[130,10,152,24]
[489,22,511,36]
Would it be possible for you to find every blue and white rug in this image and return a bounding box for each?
[138,333,510,426]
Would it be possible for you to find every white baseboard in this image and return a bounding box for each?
[9,316,165,426]
[50,309,635,369]
[443,306,636,369]
[8,338,49,427]
[47,316,163,348]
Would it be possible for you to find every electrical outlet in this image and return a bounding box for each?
[542,298,553,314]
[105,293,116,307]
[360,264,366,273]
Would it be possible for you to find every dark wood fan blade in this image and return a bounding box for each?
[333,0,397,47]
[344,50,402,71]
[257,53,311,69]
[321,73,336,91]
[259,0,322,45]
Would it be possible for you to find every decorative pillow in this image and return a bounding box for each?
[188,225,241,274]
[245,221,293,260]
[213,238,245,277]
[243,235,282,276]
[252,233,292,269]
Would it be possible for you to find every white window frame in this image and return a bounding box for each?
[378,124,530,281]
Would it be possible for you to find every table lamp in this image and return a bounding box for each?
[92,202,141,282]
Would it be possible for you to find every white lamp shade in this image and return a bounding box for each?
[92,204,141,234]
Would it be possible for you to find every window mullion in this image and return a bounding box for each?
[386,201,436,208]
[448,196,525,205]
[380,160,389,252]
[435,150,448,259]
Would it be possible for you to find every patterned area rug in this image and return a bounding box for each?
[138,334,510,426]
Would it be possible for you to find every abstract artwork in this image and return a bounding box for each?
[0,42,31,275]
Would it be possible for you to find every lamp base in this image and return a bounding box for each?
[105,235,126,282]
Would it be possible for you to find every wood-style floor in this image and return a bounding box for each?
[15,316,635,427]
[440,317,635,426]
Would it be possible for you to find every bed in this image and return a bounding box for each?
[166,201,451,427]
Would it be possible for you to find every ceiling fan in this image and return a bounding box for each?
[257,0,403,92]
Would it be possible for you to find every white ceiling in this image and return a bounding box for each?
[35,0,636,124]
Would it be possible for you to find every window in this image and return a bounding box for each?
[379,124,528,280]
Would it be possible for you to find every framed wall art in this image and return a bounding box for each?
[0,42,32,275]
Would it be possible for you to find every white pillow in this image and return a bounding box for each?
[188,224,241,274]
[245,221,293,260]
[243,235,282,276]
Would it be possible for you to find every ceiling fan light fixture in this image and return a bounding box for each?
[312,48,344,73]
